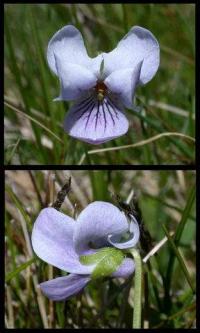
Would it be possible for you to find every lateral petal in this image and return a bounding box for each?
[55,58,97,101]
[104,62,142,108]
[108,214,140,249]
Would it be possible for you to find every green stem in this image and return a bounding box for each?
[130,249,143,328]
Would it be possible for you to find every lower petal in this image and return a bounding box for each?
[40,274,91,301]
[64,95,129,144]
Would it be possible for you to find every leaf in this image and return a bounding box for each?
[80,247,124,280]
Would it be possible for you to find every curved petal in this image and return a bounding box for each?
[104,61,143,108]
[40,274,91,301]
[103,26,160,85]
[47,25,91,76]
[73,201,129,254]
[64,95,129,144]
[108,214,140,249]
[32,208,95,274]
[112,258,135,278]
[54,57,97,101]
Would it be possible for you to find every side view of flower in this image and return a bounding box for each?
[31,201,140,300]
[47,25,160,144]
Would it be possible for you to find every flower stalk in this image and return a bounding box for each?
[130,248,143,328]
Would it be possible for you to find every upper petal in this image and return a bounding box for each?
[64,95,129,144]
[103,26,160,85]
[32,208,95,274]
[40,274,90,301]
[47,25,91,76]
[55,57,97,101]
[104,61,142,108]
[73,201,129,255]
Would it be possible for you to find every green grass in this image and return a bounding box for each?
[4,4,195,165]
[5,170,196,328]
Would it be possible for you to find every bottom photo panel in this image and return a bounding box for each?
[5,170,196,329]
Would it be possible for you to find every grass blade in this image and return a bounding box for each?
[165,186,195,284]
[87,132,195,154]
[164,185,196,312]
[174,186,196,243]
[6,185,31,226]
[6,257,36,283]
[5,101,63,144]
[162,224,195,293]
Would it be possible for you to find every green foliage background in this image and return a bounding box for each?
[5,170,196,328]
[4,4,195,165]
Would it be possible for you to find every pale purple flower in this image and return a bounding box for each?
[31,201,140,301]
[47,25,160,144]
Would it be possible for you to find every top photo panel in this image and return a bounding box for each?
[4,4,195,166]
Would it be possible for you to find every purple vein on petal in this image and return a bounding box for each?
[107,98,120,120]
[84,102,96,129]
[101,101,107,132]
[95,100,101,131]
[76,100,95,121]
[104,100,115,126]
[74,95,94,114]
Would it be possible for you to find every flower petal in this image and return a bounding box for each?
[54,57,97,101]
[108,214,140,249]
[64,95,129,144]
[40,274,90,301]
[103,26,160,85]
[73,201,129,255]
[112,258,135,278]
[47,25,91,76]
[32,208,95,274]
[104,61,143,108]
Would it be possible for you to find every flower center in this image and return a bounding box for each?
[95,82,107,102]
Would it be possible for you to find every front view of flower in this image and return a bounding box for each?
[31,201,140,300]
[47,25,160,144]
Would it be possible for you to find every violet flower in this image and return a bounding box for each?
[31,201,140,301]
[47,25,160,144]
